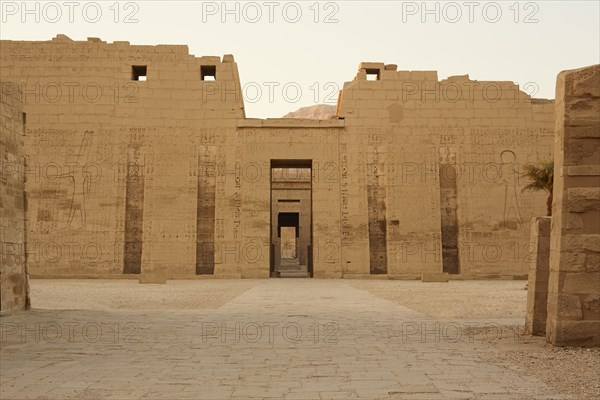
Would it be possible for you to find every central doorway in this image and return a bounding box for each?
[270,160,313,278]
[279,213,299,260]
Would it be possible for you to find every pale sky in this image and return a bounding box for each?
[1,0,599,118]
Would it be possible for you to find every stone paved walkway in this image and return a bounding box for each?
[1,280,565,399]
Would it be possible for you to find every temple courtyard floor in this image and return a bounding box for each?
[1,279,599,399]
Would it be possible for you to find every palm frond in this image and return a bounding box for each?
[521,160,554,194]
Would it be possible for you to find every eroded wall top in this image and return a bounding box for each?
[0,34,246,126]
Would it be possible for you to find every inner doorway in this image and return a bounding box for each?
[279,213,299,260]
[270,161,312,278]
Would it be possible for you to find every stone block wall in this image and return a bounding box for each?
[546,64,600,347]
[0,36,556,279]
[235,120,344,278]
[338,64,554,277]
[0,35,244,278]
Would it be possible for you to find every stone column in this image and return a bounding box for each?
[546,65,600,347]
[525,216,551,335]
[0,82,30,312]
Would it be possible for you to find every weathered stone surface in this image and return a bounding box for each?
[567,165,600,175]
[547,64,600,347]
[565,212,584,230]
[567,188,600,213]
[0,83,30,313]
[586,252,600,272]
[562,234,600,253]
[582,295,600,315]
[526,217,551,335]
[547,319,600,347]
[558,252,587,272]
[0,36,555,280]
[550,293,583,320]
[0,280,573,399]
[562,272,600,294]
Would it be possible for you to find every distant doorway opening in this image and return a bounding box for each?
[270,160,312,278]
[279,213,299,259]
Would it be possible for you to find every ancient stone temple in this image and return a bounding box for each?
[0,35,555,280]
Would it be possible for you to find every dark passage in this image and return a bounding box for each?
[123,146,144,274]
[367,146,387,274]
[196,146,216,275]
[439,164,460,274]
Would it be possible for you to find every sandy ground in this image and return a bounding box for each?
[29,279,262,310]
[486,335,600,400]
[348,280,599,399]
[24,279,600,399]
[30,279,527,318]
[347,280,527,320]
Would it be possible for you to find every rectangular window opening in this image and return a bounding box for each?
[132,65,147,81]
[366,68,380,81]
[201,65,217,81]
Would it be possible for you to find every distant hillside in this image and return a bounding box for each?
[283,104,337,119]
